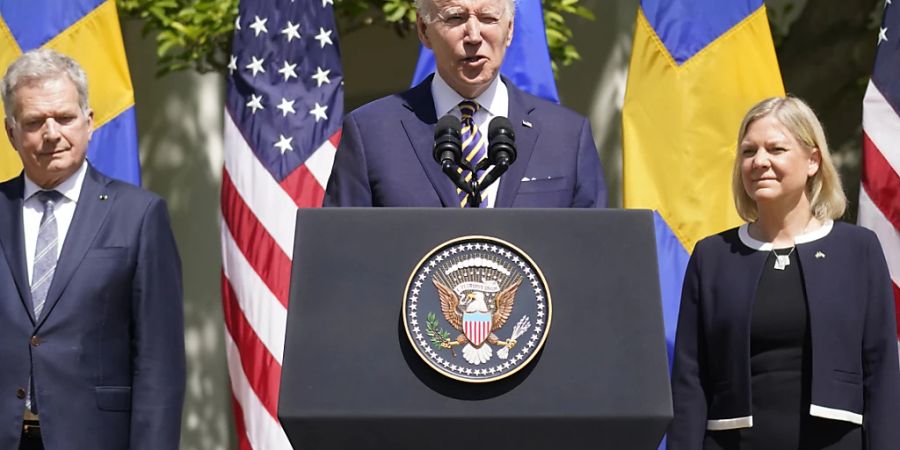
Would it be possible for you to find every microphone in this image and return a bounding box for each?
[433,115,462,167]
[487,116,516,167]
[432,114,474,200]
[476,116,517,189]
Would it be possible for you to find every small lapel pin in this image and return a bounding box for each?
[815,251,825,259]
[99,194,108,201]
[522,120,533,128]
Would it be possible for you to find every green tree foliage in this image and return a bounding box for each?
[116,0,592,76]
[118,0,237,75]
[765,0,884,221]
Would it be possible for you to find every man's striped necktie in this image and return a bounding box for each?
[457,100,488,207]
[27,190,62,413]
[31,190,62,320]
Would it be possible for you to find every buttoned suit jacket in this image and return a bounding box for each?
[324,75,607,207]
[668,222,900,449]
[0,165,185,449]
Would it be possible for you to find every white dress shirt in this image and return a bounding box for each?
[23,161,87,284]
[431,72,509,208]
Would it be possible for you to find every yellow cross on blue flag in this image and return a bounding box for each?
[0,0,140,184]
[622,0,784,370]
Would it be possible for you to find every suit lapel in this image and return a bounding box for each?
[38,166,114,327]
[401,75,458,207]
[0,175,36,322]
[496,81,539,207]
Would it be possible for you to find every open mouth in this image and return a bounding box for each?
[462,55,485,64]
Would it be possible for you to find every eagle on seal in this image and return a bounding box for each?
[432,277,523,365]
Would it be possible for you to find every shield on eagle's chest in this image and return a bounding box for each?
[462,311,492,347]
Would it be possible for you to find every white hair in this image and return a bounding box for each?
[415,0,517,22]
[1,48,90,121]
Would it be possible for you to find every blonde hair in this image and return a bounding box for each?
[732,96,846,221]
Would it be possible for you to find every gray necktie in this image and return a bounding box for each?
[31,190,62,320]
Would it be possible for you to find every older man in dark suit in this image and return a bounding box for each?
[0,49,185,449]
[325,0,606,207]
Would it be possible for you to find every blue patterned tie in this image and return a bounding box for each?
[457,100,488,207]
[26,190,62,413]
[31,190,62,320]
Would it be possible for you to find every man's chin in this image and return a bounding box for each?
[459,66,494,80]
[34,159,79,178]
[452,73,496,97]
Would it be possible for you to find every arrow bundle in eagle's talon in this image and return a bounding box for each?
[498,316,531,360]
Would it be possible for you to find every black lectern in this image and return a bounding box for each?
[280,209,672,449]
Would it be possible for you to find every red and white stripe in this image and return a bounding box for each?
[860,81,900,353]
[464,318,491,346]
[220,111,339,449]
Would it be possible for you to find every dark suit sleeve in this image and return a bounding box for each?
[861,231,900,449]
[324,113,373,206]
[667,250,708,449]
[129,198,185,450]
[572,118,607,208]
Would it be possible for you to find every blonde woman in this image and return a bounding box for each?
[668,96,900,449]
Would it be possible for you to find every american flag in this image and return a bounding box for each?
[860,0,900,356]
[221,0,343,447]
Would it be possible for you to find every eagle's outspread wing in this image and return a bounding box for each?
[492,277,522,330]
[434,279,462,331]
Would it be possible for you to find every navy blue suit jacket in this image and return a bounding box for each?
[324,75,606,207]
[668,222,900,449]
[0,165,185,449]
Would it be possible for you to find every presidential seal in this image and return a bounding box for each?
[403,236,551,383]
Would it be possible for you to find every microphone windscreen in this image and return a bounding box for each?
[433,114,462,165]
[488,116,515,141]
[435,114,461,139]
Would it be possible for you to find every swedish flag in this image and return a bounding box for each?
[622,0,784,366]
[0,0,139,184]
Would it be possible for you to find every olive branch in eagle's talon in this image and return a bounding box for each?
[426,312,456,357]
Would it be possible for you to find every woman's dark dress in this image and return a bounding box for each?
[704,251,863,450]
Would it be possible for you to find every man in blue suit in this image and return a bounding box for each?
[324,0,606,207]
[0,49,185,449]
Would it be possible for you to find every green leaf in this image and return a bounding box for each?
[545,28,566,42]
[168,20,188,33]
[544,11,564,25]
[117,0,592,77]
[157,39,176,58]
[147,6,170,24]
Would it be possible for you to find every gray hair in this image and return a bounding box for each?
[415,0,516,22]
[1,48,90,121]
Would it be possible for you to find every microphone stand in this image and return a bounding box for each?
[465,157,511,207]
[440,160,478,204]
[464,159,484,208]
[467,178,482,207]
